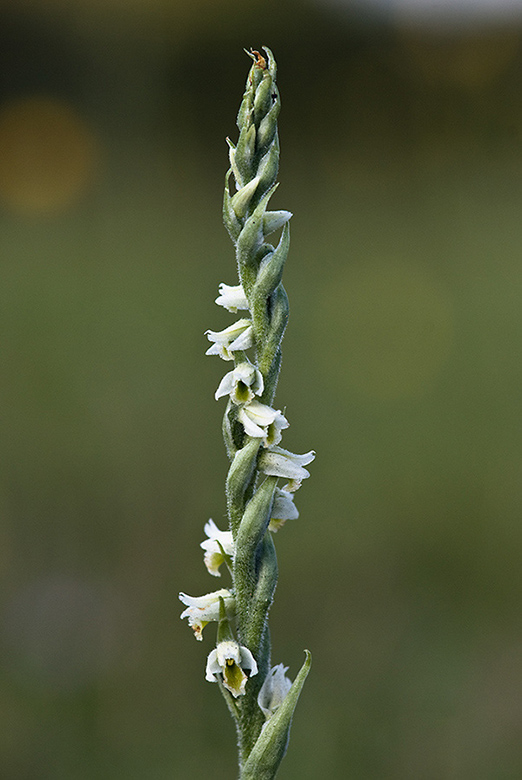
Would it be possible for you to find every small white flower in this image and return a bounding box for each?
[269,488,299,532]
[237,401,289,445]
[258,446,315,491]
[257,663,292,718]
[206,639,258,698]
[215,283,249,313]
[205,319,254,361]
[179,589,235,641]
[200,519,234,577]
[215,362,264,404]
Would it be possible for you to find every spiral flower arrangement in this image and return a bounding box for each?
[180,48,313,779]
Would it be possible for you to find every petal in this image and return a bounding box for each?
[243,400,279,426]
[237,407,267,438]
[239,645,258,676]
[228,325,254,352]
[203,518,220,539]
[205,649,220,681]
[214,371,236,400]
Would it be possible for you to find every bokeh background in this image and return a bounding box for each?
[2,0,522,777]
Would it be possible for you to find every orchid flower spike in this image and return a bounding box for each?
[182,48,313,777]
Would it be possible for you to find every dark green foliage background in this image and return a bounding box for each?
[2,2,522,777]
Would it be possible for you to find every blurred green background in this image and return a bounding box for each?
[2,1,522,778]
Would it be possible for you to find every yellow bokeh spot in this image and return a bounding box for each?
[0,96,99,215]
[319,261,453,401]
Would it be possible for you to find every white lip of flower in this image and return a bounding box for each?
[214,362,264,404]
[205,639,258,698]
[258,446,315,491]
[215,283,249,313]
[257,663,292,719]
[179,588,235,641]
[237,401,289,445]
[205,319,254,361]
[269,488,299,532]
[200,519,235,577]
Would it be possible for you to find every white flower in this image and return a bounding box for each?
[206,639,258,698]
[200,519,234,577]
[179,589,235,641]
[269,488,299,533]
[215,362,264,404]
[205,319,254,361]
[257,663,292,719]
[258,446,315,491]
[215,283,249,313]
[237,401,289,445]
